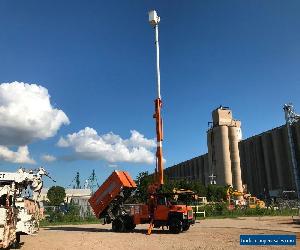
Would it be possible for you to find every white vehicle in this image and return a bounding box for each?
[15,197,42,236]
[0,167,51,248]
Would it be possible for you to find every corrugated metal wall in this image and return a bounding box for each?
[239,122,300,195]
[164,154,209,186]
[164,121,300,196]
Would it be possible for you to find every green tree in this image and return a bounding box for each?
[133,171,227,203]
[135,171,153,202]
[47,186,66,206]
[207,184,227,201]
[189,181,207,197]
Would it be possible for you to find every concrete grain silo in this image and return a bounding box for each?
[208,125,232,186]
[229,126,243,191]
[207,106,243,191]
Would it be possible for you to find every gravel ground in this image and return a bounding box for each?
[20,216,300,250]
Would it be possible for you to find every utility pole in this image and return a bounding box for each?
[88,169,99,194]
[72,172,81,189]
[283,103,300,199]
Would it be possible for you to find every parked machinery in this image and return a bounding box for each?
[0,167,50,248]
[247,196,265,209]
[89,170,195,234]
[226,186,265,209]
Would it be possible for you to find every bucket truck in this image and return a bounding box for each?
[89,10,195,234]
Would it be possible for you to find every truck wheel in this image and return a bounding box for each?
[124,215,136,231]
[112,218,125,232]
[126,222,136,231]
[169,218,182,234]
[112,220,119,232]
[16,232,21,243]
[182,223,190,231]
[10,232,21,249]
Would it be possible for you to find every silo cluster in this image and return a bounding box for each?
[164,105,300,196]
[207,106,243,191]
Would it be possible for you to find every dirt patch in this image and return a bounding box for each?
[20,216,300,250]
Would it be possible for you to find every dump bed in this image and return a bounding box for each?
[88,171,137,218]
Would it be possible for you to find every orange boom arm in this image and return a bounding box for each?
[154,98,164,186]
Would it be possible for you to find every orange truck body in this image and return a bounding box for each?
[88,171,136,218]
[129,204,194,225]
[89,170,195,234]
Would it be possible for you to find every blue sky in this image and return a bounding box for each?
[0,1,299,188]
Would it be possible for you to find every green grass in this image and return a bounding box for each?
[195,207,298,220]
[40,218,100,227]
[40,203,298,226]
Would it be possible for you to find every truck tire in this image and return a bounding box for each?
[124,215,136,231]
[126,222,136,231]
[112,218,125,232]
[169,217,182,234]
[16,232,21,243]
[182,223,190,231]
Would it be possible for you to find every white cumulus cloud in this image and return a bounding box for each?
[0,81,70,146]
[57,127,156,164]
[41,154,56,162]
[0,146,35,164]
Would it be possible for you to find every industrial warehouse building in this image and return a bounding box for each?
[39,188,92,203]
[164,106,300,197]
